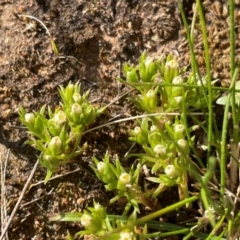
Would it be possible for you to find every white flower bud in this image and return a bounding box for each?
[68,83,75,91]
[73,93,82,103]
[174,124,185,134]
[166,59,179,69]
[97,162,106,174]
[80,214,92,227]
[133,126,142,135]
[174,124,185,139]
[71,103,82,114]
[119,173,131,185]
[150,125,158,132]
[146,89,155,99]
[177,139,189,155]
[94,203,106,219]
[25,113,35,124]
[145,57,154,68]
[177,139,187,149]
[49,136,63,155]
[53,110,67,125]
[165,164,179,178]
[44,154,53,161]
[174,96,183,104]
[172,76,184,85]
[120,231,134,240]
[153,144,167,155]
[94,202,102,210]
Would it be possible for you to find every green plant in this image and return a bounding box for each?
[19,81,105,182]
[47,50,220,239]
[119,52,219,203]
[18,0,240,239]
[20,52,220,239]
[91,152,151,215]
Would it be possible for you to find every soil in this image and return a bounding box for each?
[0,0,238,239]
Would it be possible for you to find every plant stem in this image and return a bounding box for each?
[220,68,239,202]
[196,0,214,160]
[97,196,198,239]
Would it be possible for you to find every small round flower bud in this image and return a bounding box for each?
[146,89,155,99]
[169,96,183,109]
[174,96,183,104]
[172,76,184,85]
[131,126,148,145]
[177,139,189,155]
[80,214,92,228]
[133,126,142,135]
[73,93,82,103]
[174,124,185,133]
[70,103,82,123]
[145,89,157,110]
[177,139,187,148]
[44,155,53,161]
[97,162,106,174]
[145,57,154,68]
[166,59,179,69]
[25,113,35,125]
[49,136,63,155]
[171,76,184,97]
[120,231,134,240]
[94,203,106,219]
[53,110,67,125]
[174,124,185,139]
[68,83,75,92]
[119,173,131,185]
[165,164,179,179]
[117,173,131,191]
[154,144,167,156]
[71,103,82,115]
[150,125,158,132]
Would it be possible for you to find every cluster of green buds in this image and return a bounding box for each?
[129,118,149,146]
[129,116,192,199]
[122,52,158,92]
[76,202,137,239]
[19,82,105,182]
[119,52,218,114]
[78,202,107,237]
[58,81,104,131]
[91,152,142,213]
[80,203,107,235]
[118,52,220,201]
